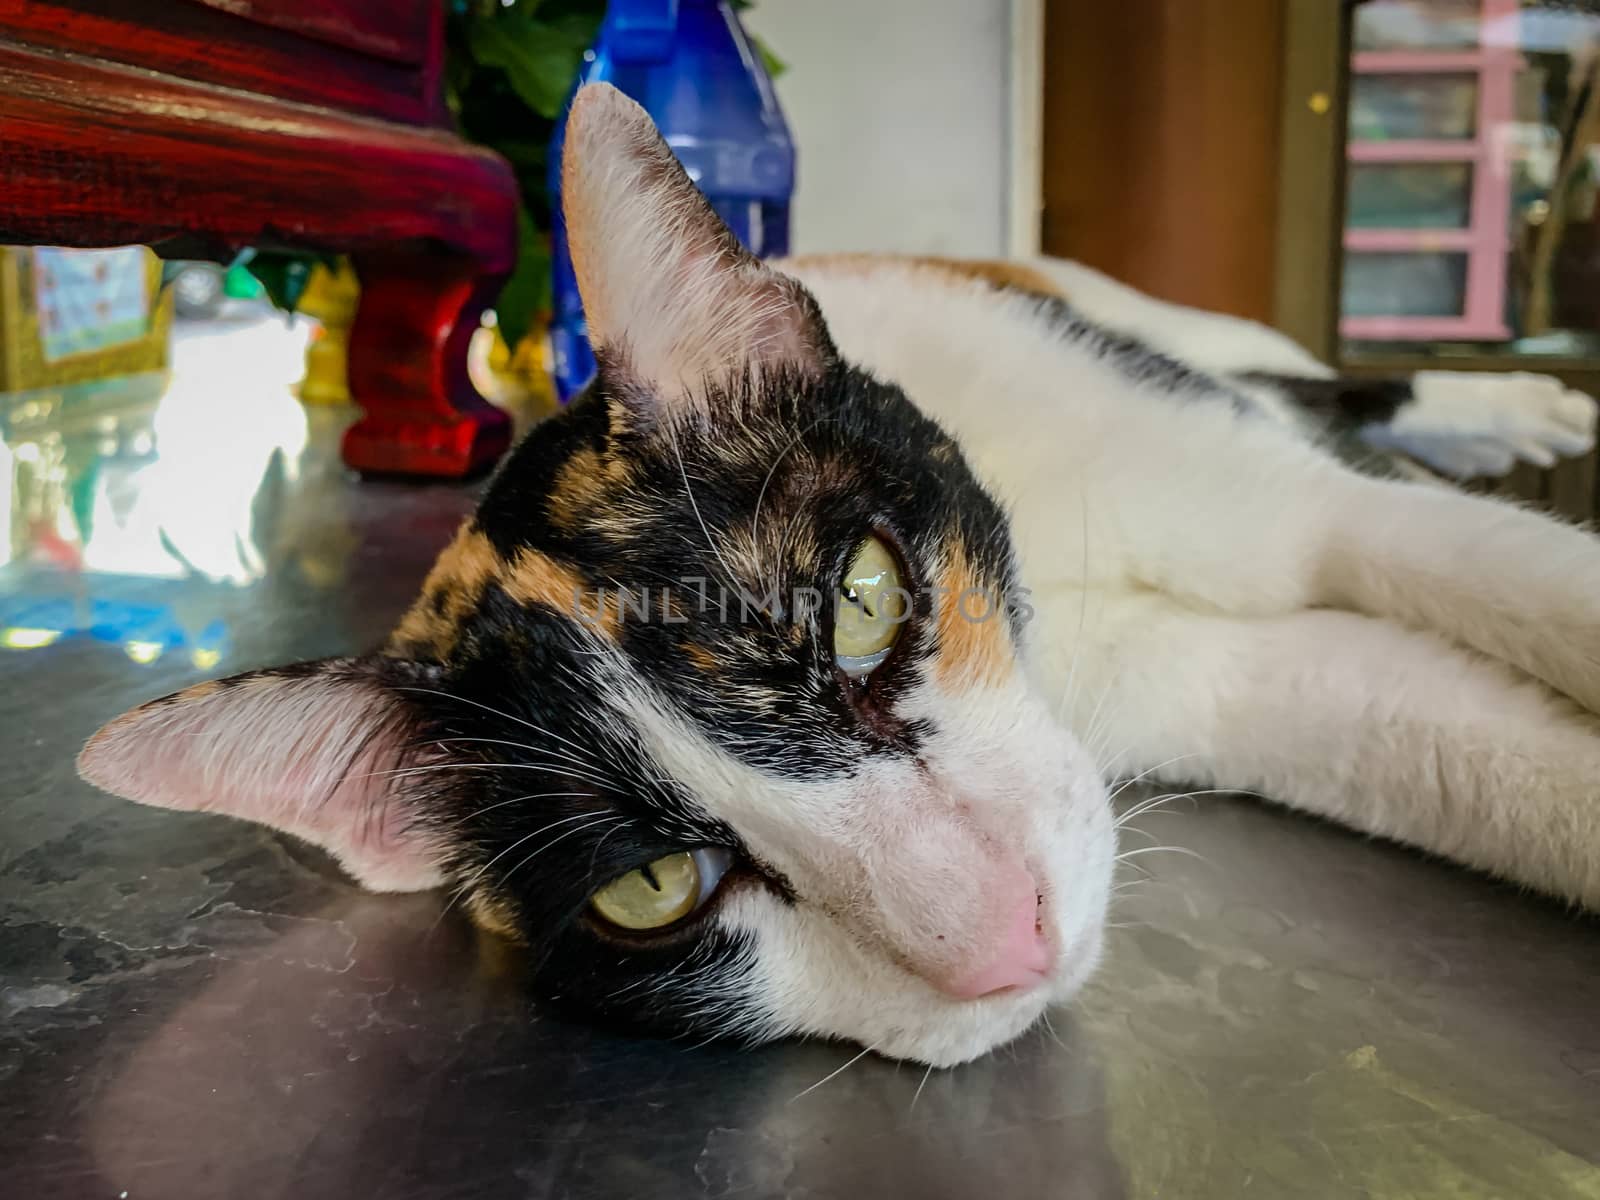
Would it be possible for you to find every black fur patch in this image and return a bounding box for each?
[1236,372,1414,431]
[1026,294,1240,400]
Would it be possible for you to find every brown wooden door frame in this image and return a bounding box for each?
[1039,0,1288,325]
[1273,0,1354,362]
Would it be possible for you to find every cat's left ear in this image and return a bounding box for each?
[562,82,833,404]
[77,660,446,892]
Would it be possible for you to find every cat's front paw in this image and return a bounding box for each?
[1401,370,1597,478]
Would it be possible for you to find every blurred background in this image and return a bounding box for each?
[8,0,1600,668]
[6,0,1600,665]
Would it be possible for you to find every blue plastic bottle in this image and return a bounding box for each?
[547,0,795,400]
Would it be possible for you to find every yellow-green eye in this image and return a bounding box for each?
[589,848,730,931]
[834,535,907,678]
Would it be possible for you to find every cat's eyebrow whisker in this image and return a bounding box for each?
[586,818,632,874]
[666,418,743,595]
[356,761,619,792]
[751,413,833,576]
[442,789,595,826]
[424,735,621,781]
[497,814,631,893]
[433,812,625,932]
[772,503,808,589]
[393,686,608,766]
[408,730,620,778]
[787,1043,878,1104]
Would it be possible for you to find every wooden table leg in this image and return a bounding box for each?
[341,249,513,478]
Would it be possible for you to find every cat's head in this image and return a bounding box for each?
[78,84,1115,1067]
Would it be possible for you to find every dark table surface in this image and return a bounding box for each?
[4,311,1599,1199]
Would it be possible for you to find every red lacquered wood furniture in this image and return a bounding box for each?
[0,0,518,477]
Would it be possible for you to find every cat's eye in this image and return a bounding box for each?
[834,536,907,678]
[589,847,732,931]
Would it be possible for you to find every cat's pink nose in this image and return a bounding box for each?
[938,882,1055,1000]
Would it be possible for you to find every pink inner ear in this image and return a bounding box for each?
[561,83,828,396]
[78,669,445,893]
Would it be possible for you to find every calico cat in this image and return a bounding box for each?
[79,84,1600,1067]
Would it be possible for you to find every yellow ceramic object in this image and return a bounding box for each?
[296,261,360,407]
[470,315,560,424]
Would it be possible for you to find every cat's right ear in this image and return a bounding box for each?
[561,82,832,407]
[77,660,447,893]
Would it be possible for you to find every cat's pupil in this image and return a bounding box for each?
[640,863,662,891]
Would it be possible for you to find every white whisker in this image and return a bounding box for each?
[394,686,608,765]
[788,1044,876,1103]
[446,789,593,825]
[498,814,630,890]
[1115,844,1208,864]
[1107,754,1202,803]
[435,811,624,930]
[667,418,741,593]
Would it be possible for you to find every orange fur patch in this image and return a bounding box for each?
[503,548,620,639]
[390,526,504,656]
[684,642,720,672]
[547,446,632,532]
[934,548,1015,689]
[466,890,525,942]
[782,253,1064,301]
[391,528,621,654]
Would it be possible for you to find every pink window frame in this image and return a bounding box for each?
[1341,0,1521,343]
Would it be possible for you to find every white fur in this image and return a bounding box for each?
[782,253,1600,913]
[604,658,1113,1067]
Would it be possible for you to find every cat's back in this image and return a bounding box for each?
[773,253,1235,489]
[775,254,1116,453]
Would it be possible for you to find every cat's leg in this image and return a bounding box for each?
[1315,469,1600,714]
[1042,593,1600,907]
[1237,370,1596,479]
[1028,257,1596,477]
[1072,402,1600,714]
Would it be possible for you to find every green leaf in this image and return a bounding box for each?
[467,12,598,120]
[493,207,550,348]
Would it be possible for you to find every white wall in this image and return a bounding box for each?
[744,0,1016,258]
